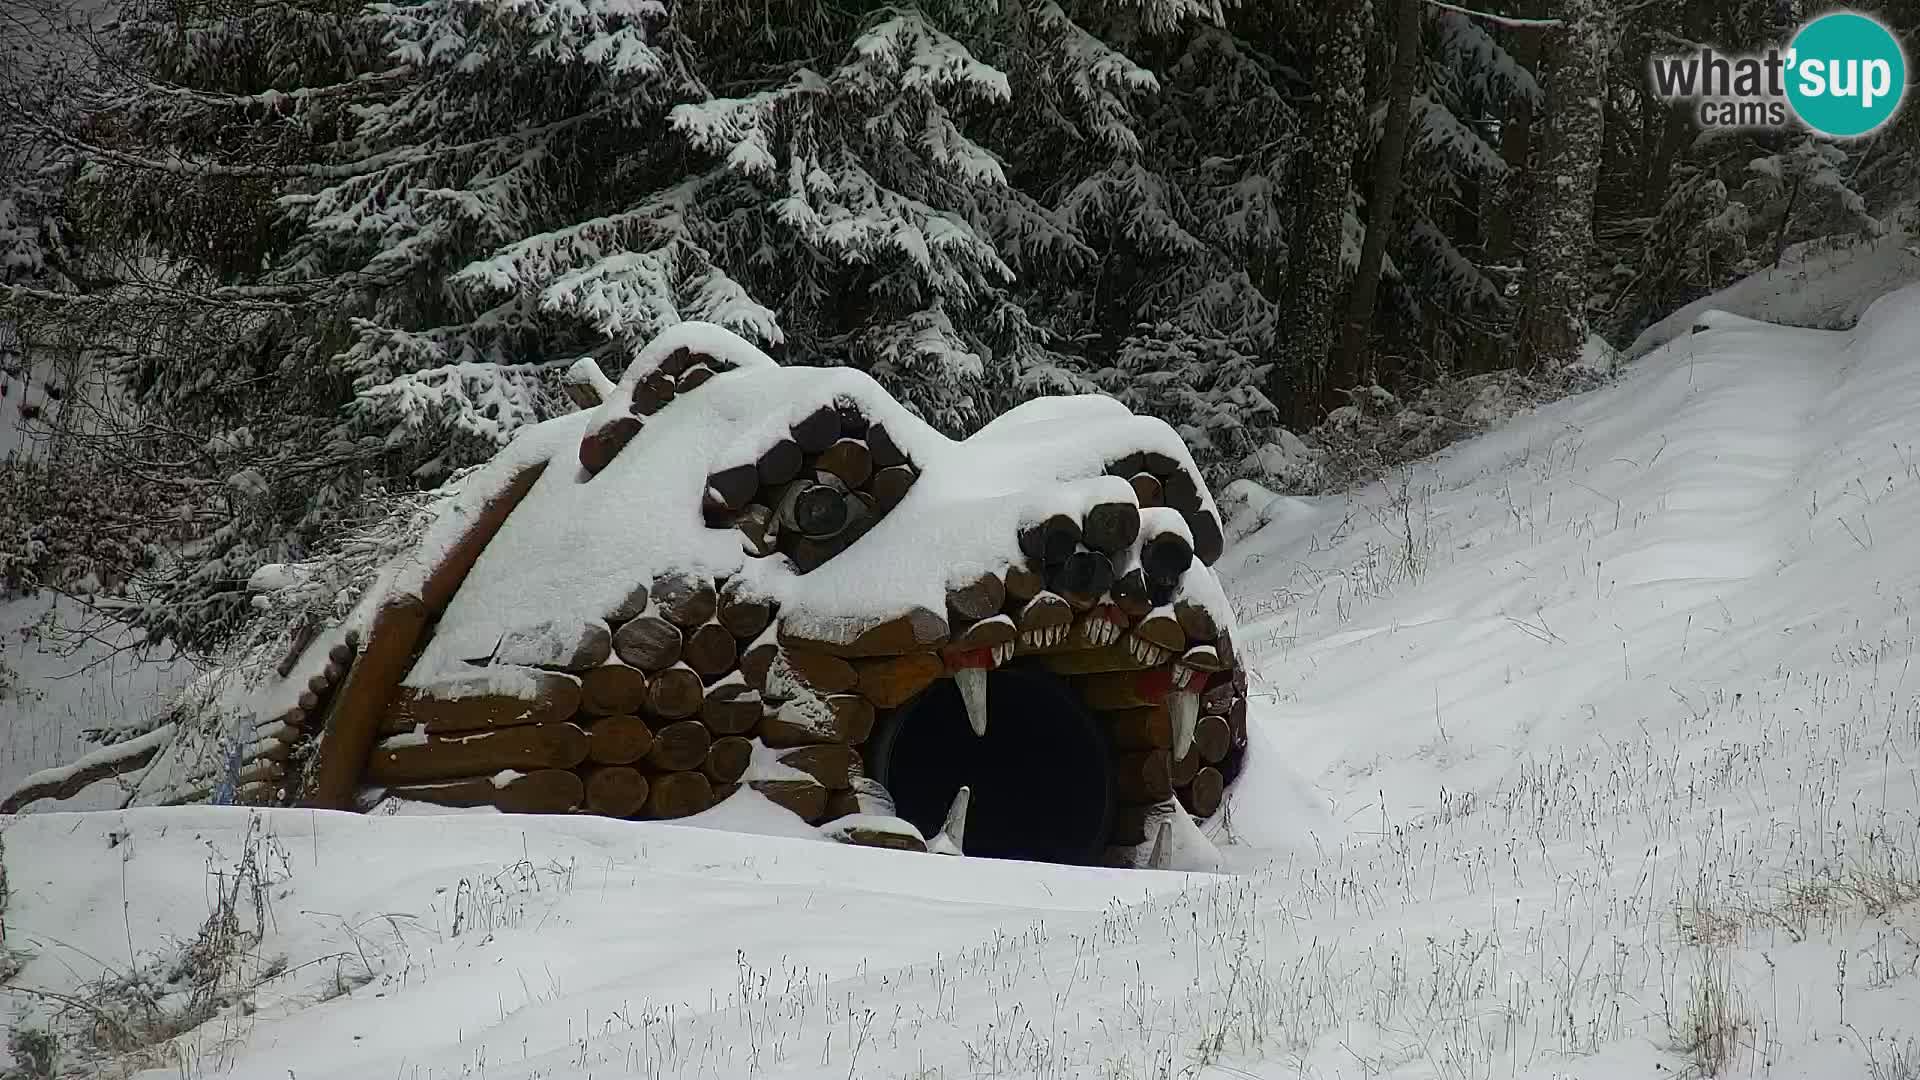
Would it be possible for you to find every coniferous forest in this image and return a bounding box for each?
[3,0,1917,651]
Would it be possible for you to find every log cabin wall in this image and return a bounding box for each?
[225,333,1249,869]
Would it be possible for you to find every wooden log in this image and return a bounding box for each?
[1174,598,1219,643]
[1039,642,1153,676]
[1185,766,1224,818]
[705,463,761,515]
[1111,567,1153,620]
[612,614,683,672]
[1004,560,1045,602]
[951,613,1017,650]
[644,719,712,771]
[299,689,321,711]
[1114,750,1173,804]
[1141,529,1193,585]
[701,681,763,735]
[1201,677,1236,715]
[778,745,858,789]
[867,464,916,510]
[1161,467,1203,513]
[778,606,948,658]
[646,663,706,720]
[0,732,169,814]
[607,581,651,623]
[791,405,843,454]
[740,631,779,691]
[631,369,676,415]
[835,401,870,437]
[644,771,713,819]
[1138,450,1180,477]
[854,652,943,708]
[1077,668,1169,711]
[387,771,586,815]
[945,572,1006,623]
[1188,510,1225,566]
[682,620,738,677]
[825,778,897,821]
[785,534,840,574]
[702,736,752,784]
[653,572,718,629]
[1017,513,1081,564]
[1048,550,1114,610]
[327,640,356,667]
[586,714,654,765]
[562,363,606,409]
[1195,714,1231,763]
[580,415,642,475]
[1128,472,1162,508]
[366,722,589,785]
[1170,742,1201,787]
[654,345,696,377]
[304,594,436,808]
[1082,501,1141,556]
[1179,643,1225,672]
[717,582,774,640]
[677,364,716,392]
[839,490,878,544]
[380,669,584,736]
[711,782,741,803]
[581,663,650,717]
[757,437,804,486]
[866,422,908,469]
[1016,591,1074,647]
[1107,705,1173,751]
[776,480,850,539]
[776,648,859,693]
[733,504,778,558]
[493,618,613,672]
[815,438,873,489]
[1133,608,1187,653]
[828,821,928,853]
[751,777,828,822]
[582,766,650,817]
[760,694,875,747]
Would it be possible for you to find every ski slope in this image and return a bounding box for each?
[5,283,1920,1078]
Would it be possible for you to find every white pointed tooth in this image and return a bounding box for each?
[929,785,970,855]
[956,665,989,736]
[1052,626,1064,646]
[992,641,1013,666]
[1169,689,1200,759]
[1147,819,1173,870]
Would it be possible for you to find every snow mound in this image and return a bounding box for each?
[1628,229,1920,357]
[414,324,1221,681]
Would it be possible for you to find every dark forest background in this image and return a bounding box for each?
[2,0,1916,649]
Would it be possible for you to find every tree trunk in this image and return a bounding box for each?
[1274,0,1371,422]
[1514,0,1605,370]
[1336,0,1422,388]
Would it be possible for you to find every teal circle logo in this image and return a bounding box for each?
[1786,12,1907,137]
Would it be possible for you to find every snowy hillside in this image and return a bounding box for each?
[5,284,1920,1078]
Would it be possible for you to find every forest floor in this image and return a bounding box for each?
[5,274,1920,1078]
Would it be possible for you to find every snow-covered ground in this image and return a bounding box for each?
[5,280,1920,1078]
[0,594,190,804]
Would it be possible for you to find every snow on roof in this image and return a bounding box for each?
[405,323,1227,683]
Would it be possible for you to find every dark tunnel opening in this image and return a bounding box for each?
[869,663,1114,865]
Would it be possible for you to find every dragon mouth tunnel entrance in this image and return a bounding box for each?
[869,663,1114,865]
